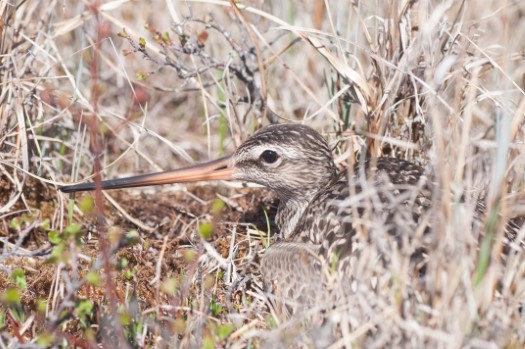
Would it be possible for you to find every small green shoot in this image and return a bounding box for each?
[265,314,277,329]
[40,218,50,230]
[211,199,225,216]
[216,323,234,340]
[36,299,47,313]
[1,288,21,307]
[210,296,224,316]
[262,208,271,248]
[123,268,134,280]
[138,37,146,48]
[199,221,214,240]
[203,335,215,349]
[85,272,101,286]
[474,204,499,286]
[48,230,61,244]
[10,269,26,289]
[79,196,95,215]
[76,299,94,327]
[136,71,146,80]
[64,224,82,241]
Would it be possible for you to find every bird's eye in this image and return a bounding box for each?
[260,150,279,164]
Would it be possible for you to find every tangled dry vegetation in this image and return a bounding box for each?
[1,0,525,348]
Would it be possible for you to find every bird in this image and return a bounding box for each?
[59,124,437,314]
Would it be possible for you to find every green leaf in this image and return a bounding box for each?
[10,218,21,230]
[262,208,271,248]
[202,335,215,349]
[265,314,277,329]
[199,221,214,240]
[126,230,139,244]
[330,252,340,273]
[85,272,101,286]
[209,295,224,316]
[10,269,26,289]
[118,257,129,270]
[218,112,228,156]
[48,244,68,264]
[216,323,234,340]
[474,205,499,286]
[40,219,50,230]
[64,224,81,239]
[474,232,493,286]
[211,199,225,216]
[139,37,146,49]
[76,299,94,316]
[36,299,47,313]
[79,196,95,215]
[123,268,134,280]
[2,288,21,306]
[48,230,62,244]
[119,310,131,325]
[65,224,81,234]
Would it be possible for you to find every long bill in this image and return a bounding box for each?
[59,155,234,193]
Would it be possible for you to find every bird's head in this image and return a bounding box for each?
[230,124,337,201]
[59,124,337,203]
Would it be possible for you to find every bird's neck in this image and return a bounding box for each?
[273,173,337,239]
[275,197,310,240]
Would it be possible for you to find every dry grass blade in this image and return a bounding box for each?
[301,34,371,113]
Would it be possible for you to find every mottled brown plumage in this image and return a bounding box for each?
[216,124,435,313]
[231,125,431,249]
[60,124,437,313]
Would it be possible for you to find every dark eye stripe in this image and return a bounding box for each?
[260,150,279,163]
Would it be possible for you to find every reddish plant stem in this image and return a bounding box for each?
[87,2,128,347]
